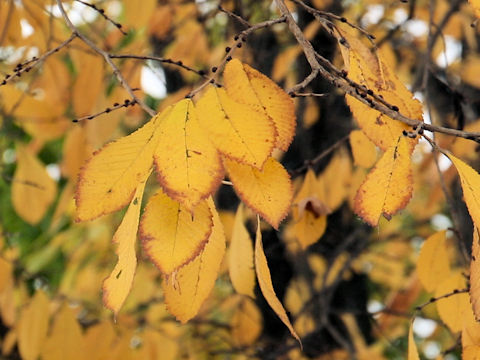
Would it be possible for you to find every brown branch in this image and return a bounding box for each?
[74,0,127,35]
[55,0,156,117]
[415,288,469,312]
[72,98,137,123]
[217,5,251,28]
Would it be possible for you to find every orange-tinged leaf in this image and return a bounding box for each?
[163,198,226,323]
[196,85,275,169]
[103,178,148,316]
[350,129,377,168]
[141,190,213,274]
[340,28,422,152]
[124,0,157,29]
[469,0,480,18]
[17,291,50,360]
[61,126,92,181]
[154,99,223,211]
[293,169,327,248]
[435,271,470,333]
[448,154,480,229]
[416,231,451,292]
[255,216,301,344]
[470,227,480,320]
[231,297,263,346]
[224,59,296,151]
[76,111,165,221]
[41,304,85,360]
[12,146,57,225]
[229,204,255,298]
[354,136,413,226]
[83,321,116,360]
[224,157,293,229]
[408,322,420,360]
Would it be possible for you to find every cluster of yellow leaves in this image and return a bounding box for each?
[76,60,296,328]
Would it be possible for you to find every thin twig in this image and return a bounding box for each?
[55,0,156,117]
[414,288,468,312]
[74,0,127,35]
[217,5,251,28]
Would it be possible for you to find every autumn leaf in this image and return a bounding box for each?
[102,177,148,316]
[229,204,256,298]
[41,304,85,360]
[292,168,327,249]
[435,271,470,333]
[339,27,421,152]
[12,145,57,225]
[231,297,263,346]
[255,216,301,344]
[350,129,377,168]
[153,98,223,212]
[354,136,413,226]
[416,230,451,292]
[469,0,480,18]
[408,321,420,360]
[224,157,293,229]
[17,291,50,360]
[76,109,166,221]
[224,59,296,151]
[141,190,213,274]
[448,154,480,229]
[163,198,226,323]
[471,227,480,320]
[196,85,276,169]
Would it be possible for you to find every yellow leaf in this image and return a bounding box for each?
[196,85,275,169]
[448,154,480,230]
[224,59,296,151]
[61,126,92,181]
[435,271,470,333]
[12,145,57,225]
[83,321,116,360]
[139,329,179,360]
[229,204,256,298]
[416,231,451,292]
[470,227,480,320]
[231,297,263,346]
[340,28,421,152]
[17,291,50,360]
[469,0,480,18]
[141,190,213,274]
[408,322,420,360]
[153,99,223,211]
[452,120,480,161]
[103,177,148,316]
[224,157,293,229]
[41,304,85,360]
[124,0,157,29]
[292,169,327,248]
[350,130,377,168]
[163,198,226,323]
[255,216,301,344]
[76,111,165,221]
[354,136,413,226]
[72,52,104,118]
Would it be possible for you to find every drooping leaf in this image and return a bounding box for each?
[153,98,223,212]
[339,27,422,152]
[470,227,480,320]
[408,321,420,360]
[354,136,413,226]
[224,59,296,151]
[350,129,377,168]
[255,216,301,344]
[163,198,226,323]
[41,304,85,360]
[76,110,166,222]
[416,230,451,292]
[224,157,293,229]
[229,204,255,298]
[435,271,470,333]
[12,145,57,225]
[231,297,263,346]
[196,85,275,169]
[141,190,213,274]
[17,291,50,360]
[292,169,327,249]
[102,177,148,316]
[448,154,480,229]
